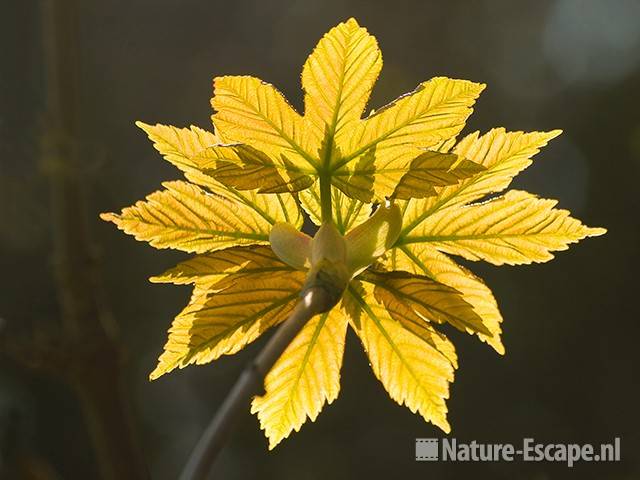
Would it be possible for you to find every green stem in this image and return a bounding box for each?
[319,173,333,223]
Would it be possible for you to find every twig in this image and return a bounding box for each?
[179,286,333,480]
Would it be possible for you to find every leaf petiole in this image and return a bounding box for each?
[319,172,333,223]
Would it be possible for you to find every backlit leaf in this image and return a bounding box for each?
[150,245,292,286]
[100,181,273,253]
[331,147,377,202]
[385,243,505,353]
[136,122,303,228]
[302,17,382,148]
[346,282,454,432]
[211,76,319,170]
[251,307,348,449]
[361,270,460,367]
[362,268,489,343]
[332,149,485,203]
[392,151,485,200]
[400,190,606,266]
[400,128,563,234]
[204,144,315,193]
[136,121,218,172]
[150,267,305,379]
[333,77,486,199]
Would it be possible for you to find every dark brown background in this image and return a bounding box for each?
[1,0,639,479]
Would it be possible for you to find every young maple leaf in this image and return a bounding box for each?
[101,18,605,449]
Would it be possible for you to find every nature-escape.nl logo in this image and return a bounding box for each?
[415,437,621,467]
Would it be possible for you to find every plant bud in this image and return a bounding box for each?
[305,222,349,307]
[345,202,402,275]
[269,223,312,269]
[311,222,347,266]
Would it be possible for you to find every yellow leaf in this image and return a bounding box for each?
[251,308,348,449]
[346,283,454,432]
[136,121,219,172]
[302,17,382,148]
[332,149,485,203]
[136,122,303,229]
[150,268,306,379]
[211,76,319,170]
[331,138,377,202]
[361,270,460,367]
[100,181,273,253]
[150,245,292,286]
[347,77,486,159]
[402,190,606,266]
[233,188,304,229]
[334,77,485,199]
[385,243,505,353]
[362,269,489,360]
[204,144,315,193]
[401,128,562,234]
[392,151,485,200]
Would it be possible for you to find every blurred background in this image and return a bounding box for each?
[1,0,639,478]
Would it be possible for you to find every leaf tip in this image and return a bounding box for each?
[344,17,360,27]
[149,357,177,380]
[267,437,281,451]
[588,226,607,237]
[99,212,118,223]
[492,342,506,355]
[429,413,451,434]
[135,120,158,138]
